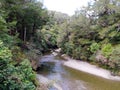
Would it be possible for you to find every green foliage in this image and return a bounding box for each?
[0,16,7,31]
[72,46,81,59]
[1,0,120,85]
[41,28,57,47]
[64,42,74,56]
[109,45,120,69]
[0,41,12,59]
[90,43,100,53]
[35,0,120,75]
[101,43,113,58]
[17,59,36,90]
[0,40,36,90]
[1,0,49,42]
[53,0,120,74]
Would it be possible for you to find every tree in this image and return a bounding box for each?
[2,0,49,42]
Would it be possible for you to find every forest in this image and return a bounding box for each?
[0,0,120,90]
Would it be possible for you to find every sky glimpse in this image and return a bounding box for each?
[43,0,91,15]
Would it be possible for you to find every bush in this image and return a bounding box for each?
[101,43,113,58]
[72,46,81,59]
[64,42,74,56]
[90,43,100,53]
[0,40,36,90]
[109,45,120,70]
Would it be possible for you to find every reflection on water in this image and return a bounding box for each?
[37,54,120,90]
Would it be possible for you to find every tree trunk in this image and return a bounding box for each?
[24,27,26,43]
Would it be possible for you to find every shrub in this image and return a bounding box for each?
[64,42,74,56]
[109,45,120,70]
[101,43,113,58]
[72,46,81,59]
[0,40,36,90]
[90,43,100,53]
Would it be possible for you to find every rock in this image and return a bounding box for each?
[55,48,61,53]
[61,54,70,60]
[52,52,58,56]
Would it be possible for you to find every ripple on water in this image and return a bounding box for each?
[37,54,120,90]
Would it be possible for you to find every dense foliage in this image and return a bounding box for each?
[0,40,36,89]
[1,0,120,89]
[51,0,120,74]
[0,0,50,89]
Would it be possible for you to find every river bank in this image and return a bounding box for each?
[62,54,120,81]
[37,52,120,90]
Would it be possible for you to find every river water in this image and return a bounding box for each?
[37,53,120,90]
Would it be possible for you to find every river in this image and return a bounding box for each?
[37,53,120,90]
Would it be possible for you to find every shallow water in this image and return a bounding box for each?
[37,54,120,90]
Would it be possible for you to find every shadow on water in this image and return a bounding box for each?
[37,54,120,90]
[64,66,120,90]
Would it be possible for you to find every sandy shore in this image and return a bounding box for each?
[63,56,120,81]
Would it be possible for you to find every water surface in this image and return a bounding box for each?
[37,54,120,90]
